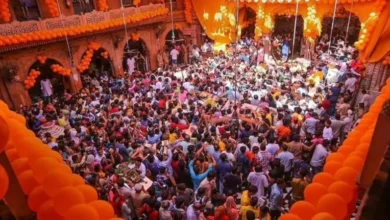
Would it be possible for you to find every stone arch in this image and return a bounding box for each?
[26,58,70,102]
[78,46,115,77]
[122,37,151,73]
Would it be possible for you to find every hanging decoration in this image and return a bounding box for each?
[97,0,109,11]
[254,4,265,40]
[262,13,274,35]
[354,0,387,52]
[0,7,169,48]
[100,51,109,59]
[77,42,101,73]
[184,0,193,24]
[51,64,71,76]
[133,0,141,7]
[37,56,47,64]
[131,32,140,41]
[0,0,11,23]
[24,69,40,89]
[45,0,60,17]
[303,3,322,41]
[0,102,118,220]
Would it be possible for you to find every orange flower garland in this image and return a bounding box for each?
[0,103,118,220]
[0,0,11,23]
[354,0,387,51]
[77,42,101,73]
[37,56,47,64]
[24,69,40,89]
[44,0,60,18]
[97,0,109,11]
[304,3,322,41]
[51,64,71,76]
[184,0,193,24]
[0,7,169,48]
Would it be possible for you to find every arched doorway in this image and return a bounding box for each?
[238,6,256,39]
[320,7,361,46]
[272,14,304,59]
[80,47,113,79]
[123,39,150,73]
[27,59,69,103]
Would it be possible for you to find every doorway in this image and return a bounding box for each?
[123,39,150,73]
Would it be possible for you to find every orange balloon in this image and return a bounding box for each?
[311,212,336,220]
[313,172,334,188]
[304,183,327,205]
[18,170,40,194]
[337,146,353,157]
[89,200,115,220]
[71,174,86,186]
[8,111,26,125]
[0,165,9,200]
[11,158,30,175]
[76,185,98,203]
[31,157,60,183]
[316,193,347,220]
[0,114,9,153]
[334,167,358,185]
[42,170,72,197]
[343,156,364,171]
[328,181,353,203]
[323,161,342,175]
[38,200,64,220]
[290,201,316,220]
[279,214,302,220]
[49,150,65,163]
[27,145,52,164]
[326,153,345,163]
[64,204,99,220]
[6,148,19,162]
[28,186,51,212]
[53,186,85,216]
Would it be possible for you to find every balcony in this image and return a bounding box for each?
[0,3,168,52]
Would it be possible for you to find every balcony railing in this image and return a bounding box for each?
[0,3,166,37]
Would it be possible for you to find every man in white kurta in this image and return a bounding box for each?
[127,56,135,74]
[40,78,53,99]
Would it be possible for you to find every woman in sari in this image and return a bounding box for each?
[214,196,239,220]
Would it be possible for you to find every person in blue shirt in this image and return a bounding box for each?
[189,158,214,191]
[269,178,285,220]
[216,153,232,194]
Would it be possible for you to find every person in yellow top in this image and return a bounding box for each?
[259,206,272,220]
[168,127,178,144]
[241,185,259,206]
[240,196,260,220]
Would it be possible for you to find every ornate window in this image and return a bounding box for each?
[13,0,41,21]
[72,0,95,15]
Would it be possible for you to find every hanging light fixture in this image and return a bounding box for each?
[291,0,299,57]
[169,0,175,43]
[55,0,73,67]
[120,0,131,53]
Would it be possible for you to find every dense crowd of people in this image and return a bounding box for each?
[18,35,369,220]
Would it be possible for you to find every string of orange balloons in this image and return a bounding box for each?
[44,0,60,18]
[51,64,71,76]
[286,78,390,220]
[24,69,41,90]
[37,56,47,64]
[184,0,193,24]
[354,0,387,52]
[77,42,101,73]
[97,0,109,11]
[0,0,11,23]
[0,101,122,220]
[0,7,169,47]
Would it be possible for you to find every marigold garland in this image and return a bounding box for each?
[51,64,71,76]
[0,0,11,23]
[37,56,47,64]
[0,7,169,48]
[24,69,40,89]
[304,3,322,42]
[44,0,60,18]
[184,0,193,24]
[77,42,101,73]
[131,32,140,41]
[97,0,109,11]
